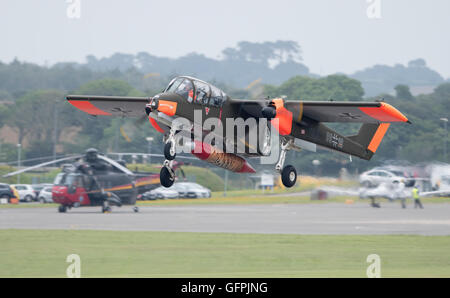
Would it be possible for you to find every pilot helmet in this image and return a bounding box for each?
[85,148,99,162]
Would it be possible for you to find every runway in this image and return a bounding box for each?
[1,203,450,235]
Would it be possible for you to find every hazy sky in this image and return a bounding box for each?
[1,0,449,78]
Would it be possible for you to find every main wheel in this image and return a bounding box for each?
[160,166,175,187]
[281,165,297,188]
[58,205,67,213]
[164,142,176,160]
[133,206,139,213]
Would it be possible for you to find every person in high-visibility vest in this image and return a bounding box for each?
[412,186,424,209]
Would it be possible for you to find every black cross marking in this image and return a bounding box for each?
[111,107,134,116]
[339,112,362,119]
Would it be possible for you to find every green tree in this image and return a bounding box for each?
[265,75,364,101]
[8,90,68,145]
[394,85,413,100]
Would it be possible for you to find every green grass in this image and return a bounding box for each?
[0,229,449,277]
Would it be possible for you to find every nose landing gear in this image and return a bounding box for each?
[276,139,298,188]
[164,126,177,161]
[160,125,178,188]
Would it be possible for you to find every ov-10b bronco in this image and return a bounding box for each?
[67,76,409,188]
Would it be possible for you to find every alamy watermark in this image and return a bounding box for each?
[66,0,81,19]
[366,0,382,19]
[366,254,381,278]
[66,254,81,278]
[165,111,282,165]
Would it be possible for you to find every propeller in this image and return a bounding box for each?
[261,98,278,120]
[261,105,277,120]
[145,97,158,116]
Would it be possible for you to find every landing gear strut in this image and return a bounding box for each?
[276,139,298,188]
[164,126,177,160]
[102,201,112,213]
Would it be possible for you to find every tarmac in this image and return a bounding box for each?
[1,202,450,235]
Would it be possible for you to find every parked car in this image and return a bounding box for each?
[32,184,53,200]
[11,184,36,202]
[37,187,53,203]
[0,183,19,203]
[359,169,414,188]
[141,187,179,200]
[171,182,211,198]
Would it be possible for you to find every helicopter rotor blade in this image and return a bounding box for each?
[97,154,134,175]
[2,155,83,178]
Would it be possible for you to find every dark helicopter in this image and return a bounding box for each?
[3,148,185,213]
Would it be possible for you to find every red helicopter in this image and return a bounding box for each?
[3,148,187,213]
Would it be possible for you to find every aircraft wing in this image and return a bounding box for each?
[66,95,150,117]
[419,190,450,198]
[238,99,409,160]
[285,101,409,124]
[239,99,409,124]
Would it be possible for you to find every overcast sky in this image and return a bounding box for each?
[1,0,449,78]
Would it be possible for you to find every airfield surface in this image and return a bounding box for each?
[1,202,450,235]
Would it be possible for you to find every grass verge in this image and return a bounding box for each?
[1,229,449,277]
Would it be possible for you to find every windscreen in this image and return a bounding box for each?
[53,173,66,185]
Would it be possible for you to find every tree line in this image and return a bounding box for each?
[0,54,448,176]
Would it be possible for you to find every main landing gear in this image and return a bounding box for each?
[102,201,112,213]
[276,139,298,188]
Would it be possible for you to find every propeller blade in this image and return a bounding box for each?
[2,155,83,178]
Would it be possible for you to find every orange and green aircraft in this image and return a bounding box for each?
[67,76,409,188]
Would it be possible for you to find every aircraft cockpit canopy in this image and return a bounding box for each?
[164,76,228,107]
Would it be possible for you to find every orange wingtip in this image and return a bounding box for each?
[359,102,408,123]
[68,100,111,116]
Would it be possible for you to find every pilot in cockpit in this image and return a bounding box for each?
[178,80,194,103]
